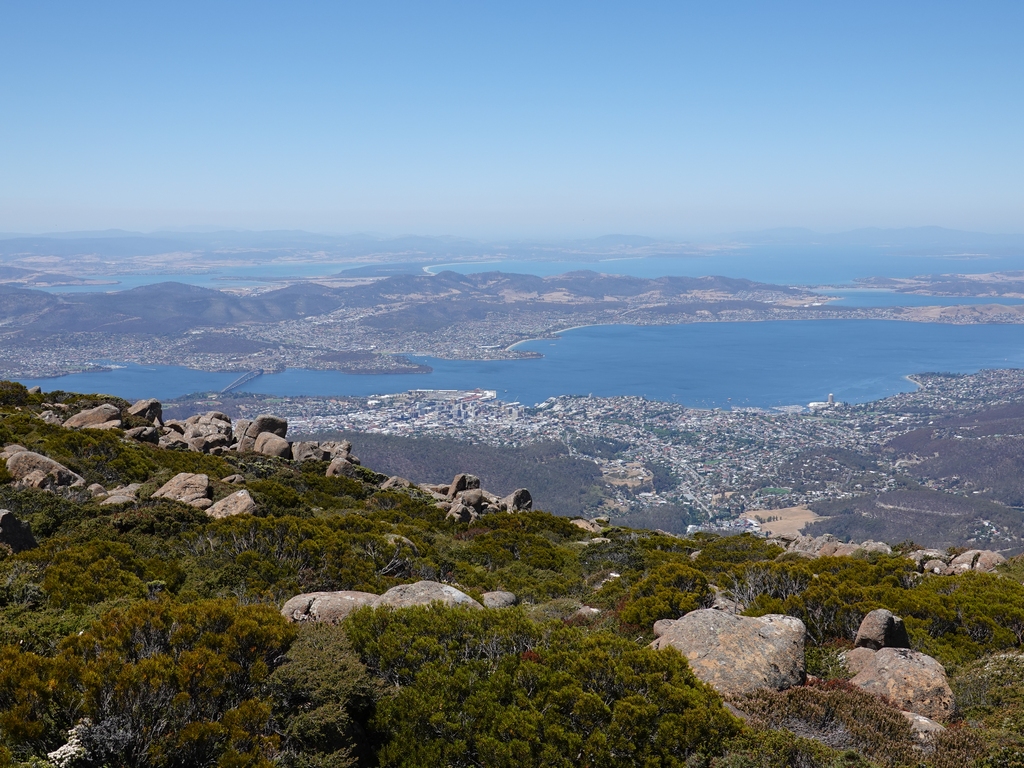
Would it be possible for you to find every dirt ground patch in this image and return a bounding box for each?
[756,505,825,537]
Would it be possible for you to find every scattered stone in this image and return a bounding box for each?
[903,711,946,742]
[326,457,360,478]
[291,441,328,462]
[63,403,121,430]
[98,483,142,506]
[855,609,911,651]
[5,451,85,490]
[151,472,211,507]
[0,509,37,553]
[373,580,483,610]
[281,591,379,623]
[206,490,257,519]
[571,518,602,533]
[947,549,1007,575]
[37,410,63,425]
[381,476,415,490]
[124,426,159,444]
[482,591,518,608]
[849,647,954,721]
[221,474,246,485]
[127,398,163,425]
[651,609,806,696]
[254,432,292,459]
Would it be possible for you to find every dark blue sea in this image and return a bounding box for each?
[19,320,1024,409]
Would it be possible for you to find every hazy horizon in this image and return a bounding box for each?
[3,2,1023,237]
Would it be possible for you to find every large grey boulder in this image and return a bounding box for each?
[651,609,806,696]
[0,509,37,553]
[124,426,159,444]
[254,432,292,459]
[447,473,480,499]
[151,473,211,508]
[855,609,911,651]
[849,647,954,721]
[291,441,329,462]
[373,580,483,610]
[63,403,121,430]
[206,490,257,519]
[502,488,532,512]
[947,549,1006,574]
[281,591,379,623]
[237,414,287,452]
[326,457,360,478]
[5,451,85,490]
[482,590,518,609]
[127,398,163,425]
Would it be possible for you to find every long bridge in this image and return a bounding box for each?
[220,369,263,394]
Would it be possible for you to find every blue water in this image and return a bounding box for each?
[19,321,1024,409]
[428,245,1024,286]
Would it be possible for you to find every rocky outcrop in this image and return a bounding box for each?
[5,450,85,491]
[947,549,1006,575]
[207,490,257,519]
[502,488,533,512]
[431,473,533,522]
[127,398,163,425]
[237,415,288,452]
[373,580,483,610]
[482,590,518,608]
[151,473,212,508]
[281,591,380,623]
[124,426,159,444]
[571,518,603,534]
[848,647,954,721]
[291,441,328,463]
[651,609,806,695]
[855,609,910,651]
[0,509,37,553]
[254,432,292,459]
[99,483,142,506]
[380,476,415,491]
[63,404,121,430]
[773,533,892,559]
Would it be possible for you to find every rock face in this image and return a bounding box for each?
[482,590,518,608]
[0,509,37,553]
[849,647,954,720]
[281,591,379,623]
[373,580,483,610]
[206,490,257,519]
[63,403,121,430]
[127,398,162,424]
[151,473,211,508]
[855,609,911,651]
[651,609,806,696]
[5,451,85,491]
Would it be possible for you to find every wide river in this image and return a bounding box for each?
[18,320,1024,409]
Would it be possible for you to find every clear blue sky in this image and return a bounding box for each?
[1,2,1022,237]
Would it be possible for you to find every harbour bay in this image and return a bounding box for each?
[18,319,1024,409]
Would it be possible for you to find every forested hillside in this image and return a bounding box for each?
[1,380,1023,767]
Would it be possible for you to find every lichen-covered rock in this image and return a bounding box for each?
[849,647,954,721]
[855,609,910,651]
[281,590,379,623]
[373,580,483,610]
[903,711,946,742]
[206,490,257,519]
[151,473,211,507]
[5,451,85,490]
[0,509,37,553]
[651,609,806,695]
[482,591,518,609]
[63,403,121,430]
